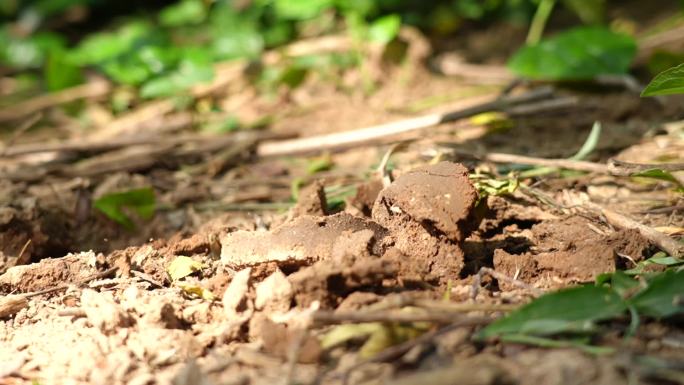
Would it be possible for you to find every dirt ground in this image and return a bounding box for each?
[1,19,684,385]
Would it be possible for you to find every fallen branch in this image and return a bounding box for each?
[585,201,684,258]
[608,158,684,176]
[0,131,281,182]
[256,87,555,157]
[2,133,189,157]
[438,148,684,178]
[439,147,610,173]
[0,79,110,123]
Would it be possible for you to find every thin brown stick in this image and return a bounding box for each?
[433,55,514,83]
[608,158,684,176]
[2,133,185,157]
[0,79,110,123]
[257,87,555,157]
[57,308,87,317]
[451,150,610,173]
[3,128,288,158]
[0,267,117,319]
[130,270,165,288]
[506,96,579,116]
[284,328,310,385]
[584,201,684,257]
[440,148,684,176]
[15,239,32,264]
[639,205,684,215]
[637,24,684,59]
[410,299,519,313]
[471,267,545,299]
[0,113,43,156]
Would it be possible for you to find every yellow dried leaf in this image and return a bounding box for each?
[177,282,215,300]
[470,112,512,131]
[320,323,381,350]
[654,226,684,236]
[167,256,204,281]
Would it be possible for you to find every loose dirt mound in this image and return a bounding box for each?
[221,161,480,289]
[494,216,651,288]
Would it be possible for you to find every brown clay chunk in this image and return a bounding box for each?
[288,230,397,307]
[289,180,328,219]
[347,178,384,217]
[372,161,479,282]
[220,212,389,269]
[494,216,650,288]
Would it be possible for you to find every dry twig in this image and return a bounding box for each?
[584,201,684,258]
[257,87,555,157]
[471,267,545,299]
[0,266,117,319]
[0,113,43,156]
[439,146,610,173]
[0,80,110,123]
[608,159,684,176]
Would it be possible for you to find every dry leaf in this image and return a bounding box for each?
[167,256,204,281]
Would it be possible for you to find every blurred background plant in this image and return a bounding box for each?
[0,0,682,121]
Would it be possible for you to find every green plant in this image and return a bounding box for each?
[479,268,684,350]
[642,62,684,96]
[509,27,637,80]
[93,187,156,230]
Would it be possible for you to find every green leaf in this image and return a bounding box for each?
[647,51,684,76]
[209,5,264,61]
[508,27,637,80]
[306,154,333,174]
[368,14,401,44]
[334,0,376,18]
[93,187,156,230]
[479,285,627,338]
[140,54,214,98]
[45,48,83,91]
[471,173,519,199]
[562,0,605,24]
[136,46,179,75]
[274,0,333,20]
[500,334,614,355]
[608,270,640,297]
[69,22,155,65]
[642,63,684,97]
[0,30,64,69]
[570,121,601,160]
[632,168,684,190]
[101,60,152,85]
[160,0,207,27]
[624,253,683,275]
[629,270,684,318]
[168,256,204,281]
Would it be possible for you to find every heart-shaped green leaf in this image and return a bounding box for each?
[508,27,636,80]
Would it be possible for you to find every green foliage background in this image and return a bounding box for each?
[0,0,539,99]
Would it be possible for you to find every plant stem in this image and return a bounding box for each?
[526,0,557,45]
